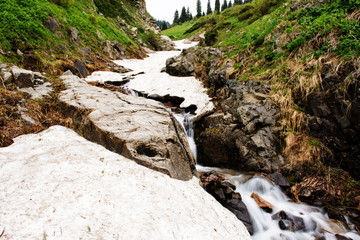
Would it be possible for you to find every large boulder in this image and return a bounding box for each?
[59,72,197,180]
[196,80,281,172]
[165,48,196,76]
[0,126,252,239]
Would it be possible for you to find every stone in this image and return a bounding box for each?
[200,171,254,235]
[308,92,332,117]
[165,52,196,77]
[70,27,79,43]
[268,172,290,188]
[16,49,23,56]
[79,47,90,55]
[2,71,13,83]
[44,17,59,33]
[75,59,88,78]
[290,2,302,11]
[250,193,273,212]
[59,73,196,181]
[11,66,34,88]
[272,211,306,232]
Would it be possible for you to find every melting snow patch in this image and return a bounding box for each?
[0,126,251,240]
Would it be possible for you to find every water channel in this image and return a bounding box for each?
[112,40,360,240]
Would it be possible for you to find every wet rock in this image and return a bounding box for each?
[75,59,88,78]
[44,17,59,33]
[272,210,306,232]
[268,172,290,189]
[335,234,352,240]
[250,193,273,213]
[200,171,254,234]
[224,199,254,235]
[59,73,196,180]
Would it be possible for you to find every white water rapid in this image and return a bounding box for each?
[232,174,360,240]
[107,39,360,240]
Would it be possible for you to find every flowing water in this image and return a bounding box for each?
[231,175,360,240]
[114,40,360,240]
[174,112,197,161]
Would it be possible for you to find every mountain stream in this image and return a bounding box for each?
[111,40,360,240]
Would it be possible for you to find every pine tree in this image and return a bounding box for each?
[215,0,220,13]
[161,21,168,30]
[221,0,228,11]
[179,6,187,23]
[206,0,212,14]
[173,10,179,24]
[196,0,202,18]
[228,0,232,8]
[186,7,192,21]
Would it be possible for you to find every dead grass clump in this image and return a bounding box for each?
[283,132,332,172]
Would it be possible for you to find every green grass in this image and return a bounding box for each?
[162,21,199,40]
[0,0,155,64]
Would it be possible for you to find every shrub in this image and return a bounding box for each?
[204,29,218,46]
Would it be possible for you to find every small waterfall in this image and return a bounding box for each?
[174,112,197,162]
[230,174,360,240]
[121,81,139,96]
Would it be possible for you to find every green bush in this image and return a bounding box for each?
[204,29,218,46]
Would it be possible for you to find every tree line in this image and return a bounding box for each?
[173,0,253,25]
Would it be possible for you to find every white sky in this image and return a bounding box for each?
[145,0,218,23]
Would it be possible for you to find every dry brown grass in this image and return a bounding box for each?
[0,80,72,147]
[283,132,331,171]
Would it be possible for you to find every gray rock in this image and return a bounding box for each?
[196,80,280,172]
[165,52,196,77]
[268,172,290,188]
[44,17,59,33]
[11,66,34,88]
[59,74,197,180]
[75,59,88,78]
[70,27,79,43]
[2,71,13,83]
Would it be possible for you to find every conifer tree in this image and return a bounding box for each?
[228,0,232,7]
[186,7,192,21]
[173,10,179,24]
[221,0,228,11]
[206,0,212,14]
[196,0,202,18]
[215,0,220,13]
[179,6,187,23]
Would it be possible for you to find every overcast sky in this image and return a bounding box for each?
[145,0,217,23]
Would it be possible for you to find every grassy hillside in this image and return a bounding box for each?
[0,0,161,71]
[0,0,164,148]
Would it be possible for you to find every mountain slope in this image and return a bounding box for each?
[0,0,169,73]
